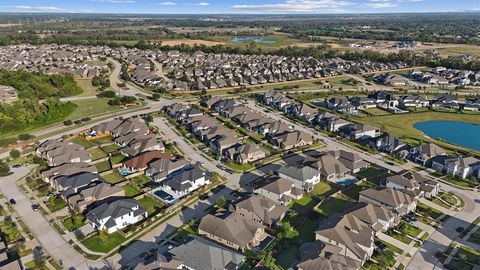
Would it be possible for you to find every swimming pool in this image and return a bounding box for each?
[152,189,176,204]
[336,178,358,187]
[118,167,133,176]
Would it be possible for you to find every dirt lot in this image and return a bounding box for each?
[160,39,225,46]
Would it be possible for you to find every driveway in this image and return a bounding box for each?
[0,166,102,269]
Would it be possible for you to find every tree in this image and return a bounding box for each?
[9,149,20,159]
[49,196,56,208]
[98,229,109,244]
[278,222,299,240]
[215,196,227,209]
[18,133,34,141]
[152,93,160,101]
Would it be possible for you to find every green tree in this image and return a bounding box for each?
[278,222,299,240]
[98,229,109,244]
[215,196,227,209]
[9,149,20,159]
[0,160,12,176]
[152,93,160,101]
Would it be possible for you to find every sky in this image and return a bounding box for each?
[0,0,478,14]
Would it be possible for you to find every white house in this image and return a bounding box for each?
[86,199,147,233]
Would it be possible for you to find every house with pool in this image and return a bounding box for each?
[151,165,212,205]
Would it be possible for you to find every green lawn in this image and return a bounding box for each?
[130,174,152,188]
[110,154,126,164]
[74,78,100,97]
[442,176,478,188]
[82,232,126,253]
[224,160,255,172]
[353,111,480,154]
[101,144,120,154]
[174,224,199,243]
[65,98,124,121]
[47,197,67,212]
[398,221,422,238]
[356,167,390,186]
[123,184,142,197]
[387,229,412,244]
[137,195,165,215]
[362,107,391,116]
[90,136,114,145]
[62,213,86,232]
[438,191,460,206]
[71,137,95,149]
[89,148,108,160]
[455,245,480,265]
[417,202,443,221]
[0,221,22,243]
[316,196,350,217]
[288,181,336,216]
[342,181,374,201]
[103,171,125,184]
[95,160,111,172]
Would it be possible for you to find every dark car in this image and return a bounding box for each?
[12,164,21,169]
[9,198,16,205]
[31,204,40,211]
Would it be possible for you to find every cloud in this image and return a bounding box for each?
[232,0,352,13]
[188,2,210,6]
[90,0,136,3]
[159,1,177,5]
[0,5,64,11]
[361,0,397,8]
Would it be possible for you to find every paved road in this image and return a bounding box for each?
[0,166,104,270]
[244,100,402,173]
[407,182,480,270]
[108,58,148,97]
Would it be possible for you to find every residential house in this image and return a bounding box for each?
[359,188,417,216]
[36,140,91,166]
[233,194,288,227]
[386,170,440,198]
[198,211,267,251]
[432,156,480,179]
[409,143,445,166]
[119,134,164,157]
[67,182,124,212]
[369,133,408,156]
[254,176,303,205]
[398,95,429,109]
[41,162,97,184]
[86,198,147,233]
[302,152,350,181]
[269,130,313,150]
[296,241,361,270]
[278,164,322,191]
[52,172,104,198]
[339,124,380,140]
[328,150,370,173]
[122,151,174,172]
[225,144,266,164]
[145,158,188,182]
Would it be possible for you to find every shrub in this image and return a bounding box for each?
[64,120,73,126]
[18,133,35,141]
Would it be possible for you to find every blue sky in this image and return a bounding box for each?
[0,0,478,14]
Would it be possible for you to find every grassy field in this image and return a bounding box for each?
[74,79,100,97]
[353,111,480,154]
[65,98,124,121]
[83,232,126,253]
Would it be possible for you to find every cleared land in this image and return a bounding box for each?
[160,39,225,46]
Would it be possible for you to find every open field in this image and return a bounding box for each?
[353,111,480,154]
[74,79,100,97]
[160,39,225,46]
[65,98,124,121]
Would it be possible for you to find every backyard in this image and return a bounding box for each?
[137,195,165,216]
[102,171,125,184]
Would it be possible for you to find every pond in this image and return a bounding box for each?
[231,36,277,44]
[414,121,480,151]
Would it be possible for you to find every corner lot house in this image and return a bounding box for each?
[386,170,440,198]
[198,211,267,251]
[86,198,147,233]
[359,188,417,216]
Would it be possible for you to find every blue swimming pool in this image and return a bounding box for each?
[337,178,358,187]
[118,167,132,176]
[153,189,176,204]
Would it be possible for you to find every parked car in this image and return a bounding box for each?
[9,198,16,205]
[12,164,21,168]
[31,204,40,211]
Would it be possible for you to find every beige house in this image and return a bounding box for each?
[254,176,303,205]
[198,211,267,251]
[68,182,124,212]
[233,194,288,227]
[359,188,417,216]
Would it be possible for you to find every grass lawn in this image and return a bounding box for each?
[123,184,142,197]
[82,232,126,253]
[0,221,22,243]
[316,196,350,217]
[47,197,67,212]
[89,148,108,160]
[137,195,165,215]
[353,111,480,154]
[446,258,473,270]
[130,174,152,188]
[432,197,452,209]
[103,171,125,184]
[62,213,86,232]
[364,249,396,270]
[379,239,403,254]
[101,144,120,154]
[224,160,255,172]
[65,98,124,121]
[362,107,391,116]
[24,260,49,270]
[174,224,199,243]
[356,167,390,186]
[438,191,460,206]
[90,136,114,145]
[110,154,126,164]
[75,78,99,97]
[398,221,422,238]
[387,229,412,244]
[442,176,478,188]
[95,160,111,172]
[417,202,443,220]
[71,137,95,149]
[454,245,480,265]
[342,181,374,201]
[288,181,336,216]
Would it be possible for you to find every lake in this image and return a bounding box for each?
[231,36,277,44]
[414,121,480,151]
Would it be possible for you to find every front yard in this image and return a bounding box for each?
[137,195,165,216]
[82,231,126,253]
[62,213,86,232]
